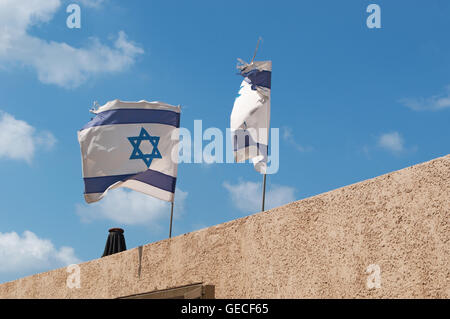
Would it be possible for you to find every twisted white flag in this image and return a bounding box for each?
[231,60,272,174]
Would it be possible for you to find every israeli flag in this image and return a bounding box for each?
[78,100,180,203]
[231,60,271,174]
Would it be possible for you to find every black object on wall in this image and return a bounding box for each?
[102,228,127,257]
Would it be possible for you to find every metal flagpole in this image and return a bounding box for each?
[251,36,267,212]
[251,37,262,64]
[169,104,182,239]
[262,174,267,211]
[169,201,174,238]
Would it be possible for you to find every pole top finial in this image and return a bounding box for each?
[108,227,124,233]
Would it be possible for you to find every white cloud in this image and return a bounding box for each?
[282,126,312,152]
[399,86,450,111]
[223,180,296,214]
[0,0,143,88]
[76,188,188,227]
[0,230,80,278]
[35,130,57,150]
[0,111,56,163]
[378,131,404,154]
[0,0,60,33]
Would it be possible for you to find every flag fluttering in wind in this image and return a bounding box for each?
[230,60,272,174]
[78,99,180,204]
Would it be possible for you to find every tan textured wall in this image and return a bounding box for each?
[0,155,449,299]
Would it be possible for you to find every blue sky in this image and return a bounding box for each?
[0,0,449,283]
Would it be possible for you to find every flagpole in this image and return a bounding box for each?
[169,201,174,238]
[262,174,267,211]
[251,37,262,64]
[252,36,266,212]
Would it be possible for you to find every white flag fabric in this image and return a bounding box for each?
[231,60,272,174]
[78,99,180,203]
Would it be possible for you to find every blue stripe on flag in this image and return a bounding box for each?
[84,174,133,194]
[130,169,176,193]
[81,109,180,130]
[233,130,268,155]
[241,70,271,90]
[234,143,268,157]
[84,169,176,194]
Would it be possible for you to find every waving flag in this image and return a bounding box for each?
[78,99,180,203]
[231,60,272,174]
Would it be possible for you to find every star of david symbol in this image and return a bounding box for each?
[127,127,162,168]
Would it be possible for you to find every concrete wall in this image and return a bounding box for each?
[0,154,449,298]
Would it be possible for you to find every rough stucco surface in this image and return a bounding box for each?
[0,154,449,299]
